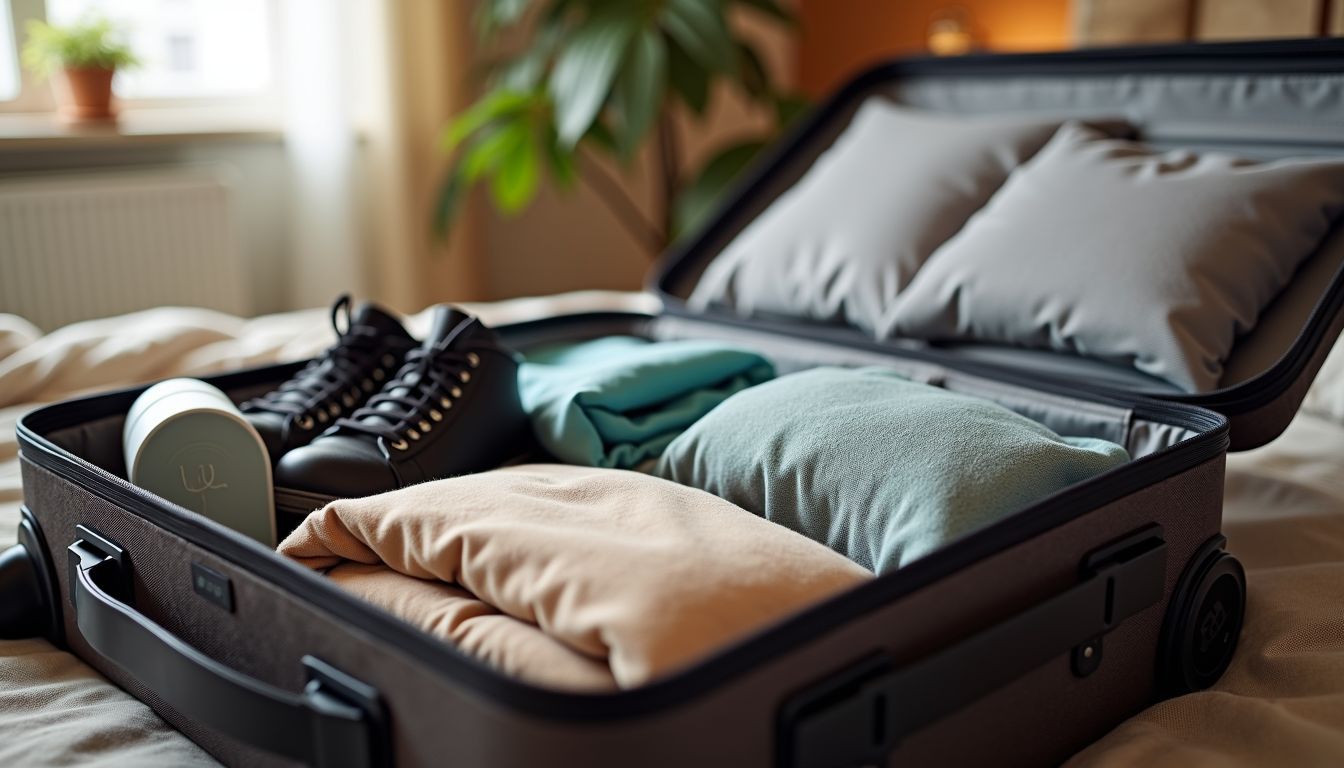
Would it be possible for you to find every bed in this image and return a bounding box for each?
[2,293,1341,767]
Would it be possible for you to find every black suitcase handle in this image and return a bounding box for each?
[69,535,386,768]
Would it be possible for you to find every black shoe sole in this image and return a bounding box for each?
[275,486,340,526]
[273,450,540,532]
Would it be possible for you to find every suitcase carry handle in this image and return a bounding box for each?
[779,525,1168,768]
[68,533,387,768]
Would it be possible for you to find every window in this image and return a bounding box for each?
[1,0,276,113]
[0,0,17,101]
[46,0,272,99]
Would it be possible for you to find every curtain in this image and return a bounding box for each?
[281,0,482,312]
[281,0,365,308]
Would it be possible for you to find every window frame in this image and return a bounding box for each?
[0,0,283,119]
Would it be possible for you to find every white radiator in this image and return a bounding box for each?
[0,169,249,331]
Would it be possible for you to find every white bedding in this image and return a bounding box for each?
[1,294,1342,766]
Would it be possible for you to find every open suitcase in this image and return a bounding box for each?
[5,38,1344,767]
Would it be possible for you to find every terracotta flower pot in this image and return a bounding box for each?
[51,66,117,124]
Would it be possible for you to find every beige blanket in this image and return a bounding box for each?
[0,296,1342,765]
[278,464,872,691]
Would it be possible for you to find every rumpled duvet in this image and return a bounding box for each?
[517,336,774,468]
[277,463,870,691]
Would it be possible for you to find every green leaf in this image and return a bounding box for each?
[734,0,795,25]
[773,92,811,127]
[665,34,710,114]
[432,169,468,238]
[476,0,533,36]
[540,0,581,31]
[549,9,639,147]
[659,0,735,74]
[491,128,541,213]
[440,90,534,155]
[542,123,579,188]
[613,28,667,157]
[22,17,139,76]
[672,139,767,238]
[493,50,546,92]
[583,119,620,154]
[459,119,523,181]
[487,20,565,91]
[736,39,770,102]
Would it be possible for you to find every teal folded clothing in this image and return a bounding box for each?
[654,367,1129,573]
[518,336,775,469]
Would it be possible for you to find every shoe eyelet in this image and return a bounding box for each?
[429,409,443,422]
[418,420,431,432]
[406,428,420,441]
[316,411,329,424]
[328,403,341,417]
[459,371,471,383]
[389,439,409,451]
[440,397,452,409]
[382,354,397,367]
[373,369,385,381]
[450,386,462,398]
[467,352,480,368]
[296,415,315,430]
[342,394,356,408]
[362,379,374,392]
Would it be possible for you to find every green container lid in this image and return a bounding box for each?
[123,379,276,546]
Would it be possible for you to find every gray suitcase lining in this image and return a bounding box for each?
[654,47,1344,411]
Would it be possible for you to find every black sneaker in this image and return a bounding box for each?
[272,305,529,520]
[242,295,417,461]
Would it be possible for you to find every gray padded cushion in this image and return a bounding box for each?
[687,101,1063,335]
[891,122,1344,393]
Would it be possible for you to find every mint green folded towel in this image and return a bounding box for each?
[519,336,775,469]
[654,367,1129,573]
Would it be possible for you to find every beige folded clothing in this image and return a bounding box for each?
[279,464,871,691]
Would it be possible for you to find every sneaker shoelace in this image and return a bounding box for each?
[333,319,482,451]
[242,295,399,430]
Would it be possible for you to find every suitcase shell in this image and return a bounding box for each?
[9,39,1344,768]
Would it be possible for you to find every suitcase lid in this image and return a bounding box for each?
[648,38,1344,451]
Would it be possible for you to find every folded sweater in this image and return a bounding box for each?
[517,336,774,468]
[278,464,870,691]
[655,367,1130,572]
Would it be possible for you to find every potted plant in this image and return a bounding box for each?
[435,0,808,254]
[22,16,138,124]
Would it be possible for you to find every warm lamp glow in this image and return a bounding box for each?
[928,9,974,56]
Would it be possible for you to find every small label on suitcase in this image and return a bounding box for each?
[191,562,234,612]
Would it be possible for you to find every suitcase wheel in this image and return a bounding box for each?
[0,507,60,642]
[1158,535,1245,696]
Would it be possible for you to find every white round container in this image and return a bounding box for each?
[123,378,276,546]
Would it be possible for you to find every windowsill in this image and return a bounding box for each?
[0,109,283,150]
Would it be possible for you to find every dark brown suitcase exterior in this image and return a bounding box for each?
[8,39,1344,767]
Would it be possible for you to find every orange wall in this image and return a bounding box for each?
[798,0,1073,96]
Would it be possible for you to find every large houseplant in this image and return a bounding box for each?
[22,16,138,124]
[436,0,806,254]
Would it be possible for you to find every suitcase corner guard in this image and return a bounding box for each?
[778,525,1168,768]
[68,530,390,768]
